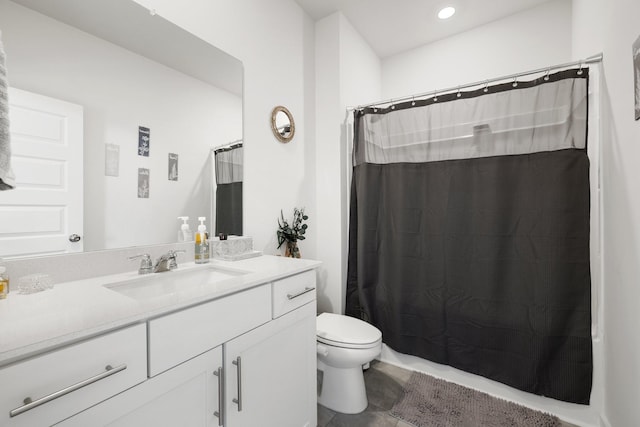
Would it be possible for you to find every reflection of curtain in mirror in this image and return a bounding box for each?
[214,143,243,235]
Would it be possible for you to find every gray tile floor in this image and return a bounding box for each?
[317,360,580,427]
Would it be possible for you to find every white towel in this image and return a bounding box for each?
[0,30,15,190]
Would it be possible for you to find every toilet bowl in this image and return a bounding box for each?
[316,313,382,414]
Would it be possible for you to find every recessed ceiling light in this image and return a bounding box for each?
[438,6,456,20]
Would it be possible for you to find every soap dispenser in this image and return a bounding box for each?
[177,216,193,242]
[195,217,210,264]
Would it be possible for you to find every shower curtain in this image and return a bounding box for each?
[345,69,592,404]
[214,143,243,235]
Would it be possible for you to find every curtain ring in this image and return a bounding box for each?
[544,69,550,81]
[390,99,395,110]
[512,76,518,87]
[456,86,462,98]
[411,96,416,106]
[577,62,584,75]
[483,81,489,93]
[373,108,378,112]
[433,90,438,102]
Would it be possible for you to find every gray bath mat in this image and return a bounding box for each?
[390,371,560,427]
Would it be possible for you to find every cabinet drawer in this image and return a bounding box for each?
[0,324,147,427]
[272,270,316,318]
[148,284,271,376]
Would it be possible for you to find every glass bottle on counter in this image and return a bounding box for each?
[195,216,210,264]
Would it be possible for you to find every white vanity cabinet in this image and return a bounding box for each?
[0,324,147,427]
[49,267,317,427]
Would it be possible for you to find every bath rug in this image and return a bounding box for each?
[390,371,560,427]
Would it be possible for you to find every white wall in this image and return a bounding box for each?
[315,12,381,314]
[382,0,573,100]
[315,14,342,313]
[132,0,317,259]
[573,1,640,426]
[0,1,241,251]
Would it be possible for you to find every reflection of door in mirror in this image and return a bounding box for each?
[0,88,83,258]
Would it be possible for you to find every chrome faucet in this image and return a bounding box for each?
[153,250,186,273]
[129,254,153,275]
[167,249,186,270]
[129,250,186,274]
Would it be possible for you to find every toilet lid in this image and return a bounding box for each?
[317,313,382,347]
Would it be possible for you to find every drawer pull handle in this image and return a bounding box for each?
[9,364,127,418]
[286,287,315,300]
[213,367,223,426]
[232,357,242,411]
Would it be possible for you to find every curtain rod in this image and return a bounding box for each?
[210,139,243,152]
[347,53,603,111]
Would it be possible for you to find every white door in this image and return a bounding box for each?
[0,88,83,258]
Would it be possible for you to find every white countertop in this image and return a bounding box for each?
[0,255,321,367]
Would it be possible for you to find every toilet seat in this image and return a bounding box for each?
[317,313,382,349]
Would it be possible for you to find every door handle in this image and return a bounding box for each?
[68,234,81,243]
[287,286,315,300]
[10,364,127,417]
[213,367,223,426]
[232,357,242,411]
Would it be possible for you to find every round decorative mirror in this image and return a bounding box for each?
[271,106,295,143]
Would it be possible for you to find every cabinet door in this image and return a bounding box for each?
[57,347,224,427]
[224,301,316,427]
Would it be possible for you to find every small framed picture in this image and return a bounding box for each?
[168,153,178,181]
[634,34,640,120]
[138,168,150,198]
[138,126,150,156]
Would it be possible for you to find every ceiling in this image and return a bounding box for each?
[294,0,555,58]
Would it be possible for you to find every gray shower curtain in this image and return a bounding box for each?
[346,69,592,404]
[214,143,243,235]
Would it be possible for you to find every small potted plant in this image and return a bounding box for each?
[277,208,308,258]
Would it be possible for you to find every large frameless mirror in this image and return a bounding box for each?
[0,0,243,259]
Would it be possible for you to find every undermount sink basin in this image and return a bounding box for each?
[104,265,250,301]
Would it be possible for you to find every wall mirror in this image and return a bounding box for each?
[271,106,295,143]
[0,0,244,259]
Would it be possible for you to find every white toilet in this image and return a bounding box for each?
[316,313,382,414]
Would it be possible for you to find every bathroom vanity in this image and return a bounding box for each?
[0,255,319,427]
